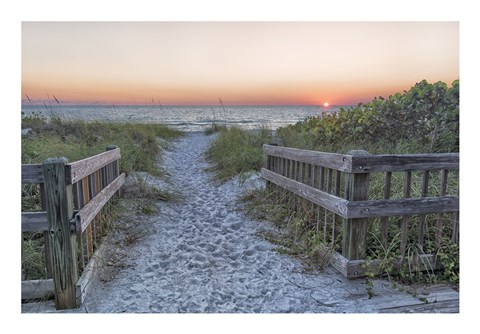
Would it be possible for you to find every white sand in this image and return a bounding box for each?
[23,132,442,313]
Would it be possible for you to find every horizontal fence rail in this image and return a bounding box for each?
[66,147,121,184]
[21,146,124,309]
[263,144,353,172]
[349,153,459,173]
[264,144,459,173]
[74,173,125,233]
[262,144,459,278]
[21,211,49,232]
[21,164,44,184]
[261,168,349,217]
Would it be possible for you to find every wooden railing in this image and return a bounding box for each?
[262,144,459,278]
[21,145,125,309]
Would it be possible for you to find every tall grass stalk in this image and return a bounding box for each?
[218,98,227,125]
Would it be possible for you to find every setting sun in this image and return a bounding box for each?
[323,102,329,107]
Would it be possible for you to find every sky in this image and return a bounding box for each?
[21,21,459,106]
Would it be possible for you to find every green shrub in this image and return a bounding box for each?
[240,80,460,285]
[277,80,459,154]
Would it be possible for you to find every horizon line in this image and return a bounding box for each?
[21,101,357,107]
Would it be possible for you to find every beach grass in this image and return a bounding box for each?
[204,123,227,135]
[207,81,459,285]
[21,116,182,280]
[205,126,274,181]
[22,117,182,176]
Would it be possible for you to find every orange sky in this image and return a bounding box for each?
[21,21,459,106]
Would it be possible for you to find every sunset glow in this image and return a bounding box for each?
[21,22,459,106]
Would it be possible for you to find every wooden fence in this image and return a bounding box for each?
[262,144,459,278]
[21,145,125,309]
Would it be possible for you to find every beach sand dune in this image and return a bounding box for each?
[24,132,450,313]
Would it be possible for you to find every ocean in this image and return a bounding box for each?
[21,104,343,132]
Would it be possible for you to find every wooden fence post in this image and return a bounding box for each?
[106,144,118,153]
[43,157,78,309]
[342,150,370,260]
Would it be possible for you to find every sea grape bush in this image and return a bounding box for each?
[278,80,459,153]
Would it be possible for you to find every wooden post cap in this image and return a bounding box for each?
[346,150,370,156]
[106,145,118,151]
[43,157,69,165]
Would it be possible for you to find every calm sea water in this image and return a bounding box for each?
[21,104,343,132]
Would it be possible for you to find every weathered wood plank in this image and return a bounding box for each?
[342,150,370,261]
[261,168,348,217]
[320,245,350,278]
[317,232,448,281]
[66,148,121,184]
[263,144,353,172]
[334,170,341,196]
[40,183,53,279]
[82,176,94,258]
[21,279,55,300]
[351,153,459,173]
[378,299,459,313]
[342,175,369,259]
[400,171,412,256]
[320,246,442,279]
[366,284,459,313]
[380,172,392,247]
[378,285,459,313]
[21,234,25,280]
[21,211,49,232]
[263,167,458,220]
[326,168,333,194]
[264,146,458,174]
[346,196,459,218]
[418,170,430,246]
[418,285,460,303]
[22,164,44,184]
[324,168,333,243]
[42,157,78,310]
[452,212,459,244]
[319,166,325,190]
[72,181,86,271]
[76,242,106,306]
[88,173,98,248]
[332,170,341,247]
[344,253,441,279]
[95,170,102,242]
[436,170,449,248]
[75,173,125,233]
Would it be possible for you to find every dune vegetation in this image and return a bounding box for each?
[207,80,460,285]
[21,114,182,280]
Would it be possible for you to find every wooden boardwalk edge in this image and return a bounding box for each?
[76,242,107,306]
[377,286,459,313]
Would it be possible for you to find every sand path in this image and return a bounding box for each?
[68,132,429,313]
